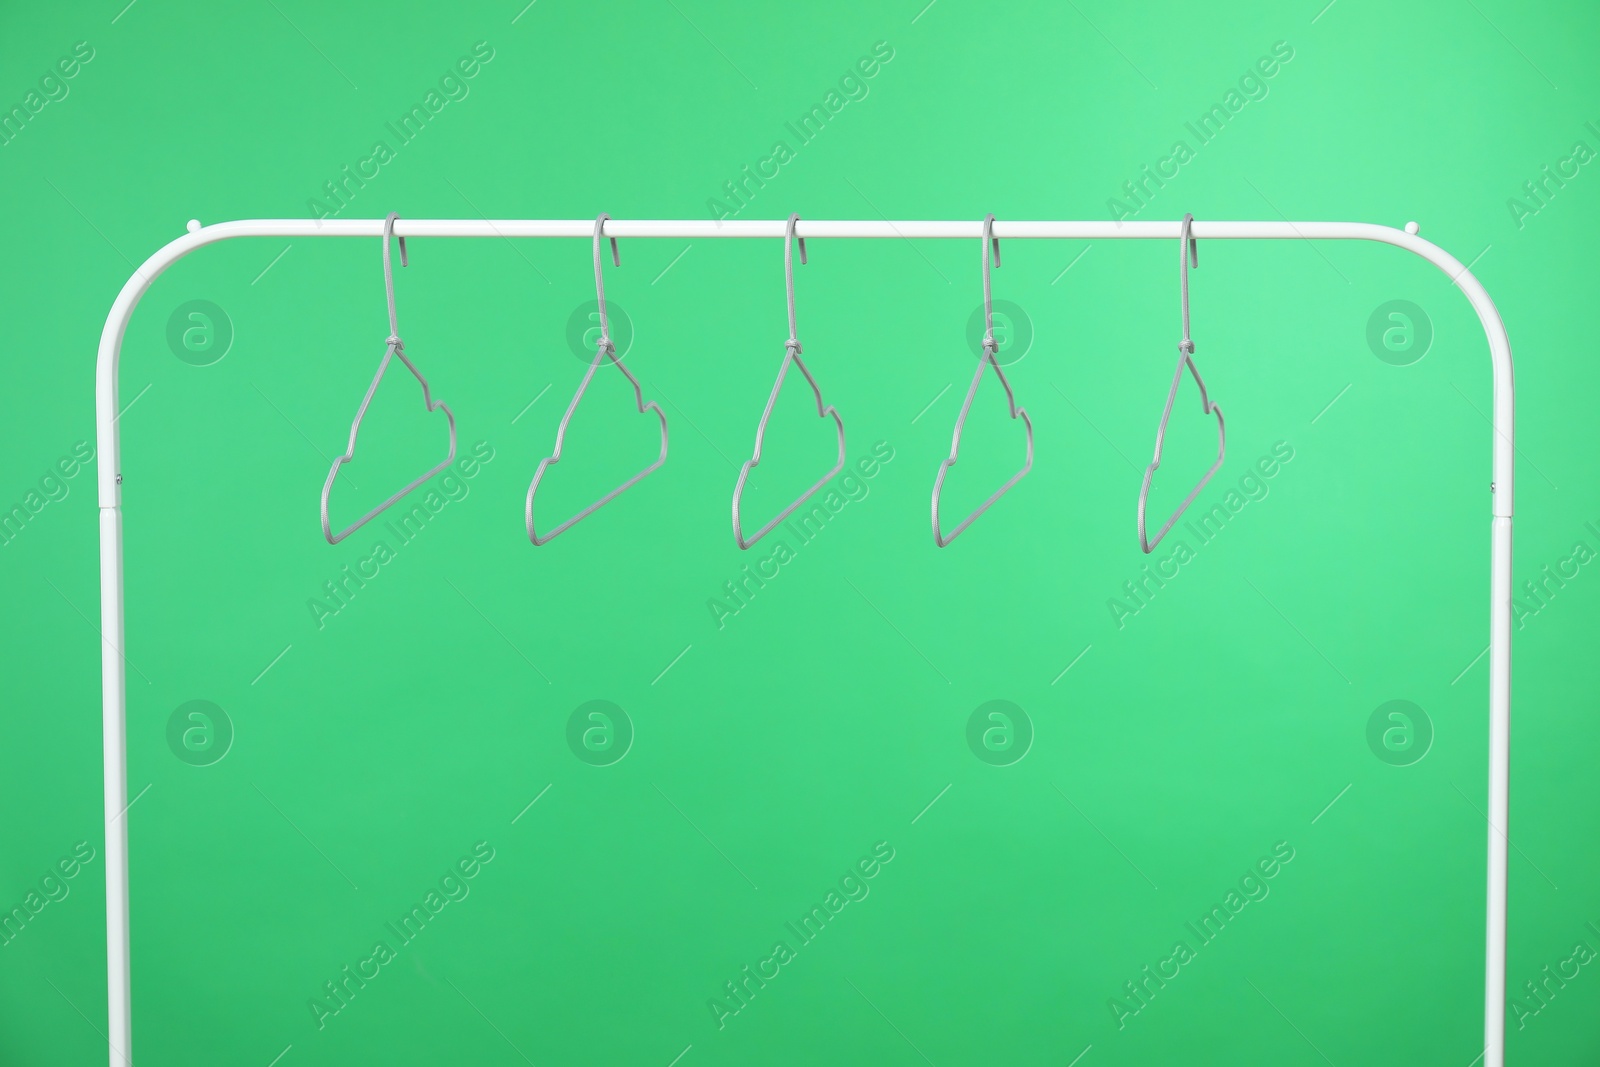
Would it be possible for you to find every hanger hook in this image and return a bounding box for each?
[982,213,1001,357]
[785,213,806,352]
[382,212,407,345]
[1179,212,1197,350]
[593,213,620,356]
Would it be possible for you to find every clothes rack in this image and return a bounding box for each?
[93,216,1515,1066]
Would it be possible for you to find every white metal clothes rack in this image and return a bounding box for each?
[93,217,1515,1066]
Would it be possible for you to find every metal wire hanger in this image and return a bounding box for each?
[931,213,1035,547]
[526,214,670,545]
[320,212,459,545]
[1136,213,1227,554]
[731,213,847,549]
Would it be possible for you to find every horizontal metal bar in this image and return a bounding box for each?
[184,217,1416,241]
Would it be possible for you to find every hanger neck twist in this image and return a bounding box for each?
[383,211,408,348]
[785,212,807,352]
[1179,211,1196,354]
[592,212,621,355]
[982,212,1002,357]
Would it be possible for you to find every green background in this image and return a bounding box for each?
[1,0,1596,1063]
